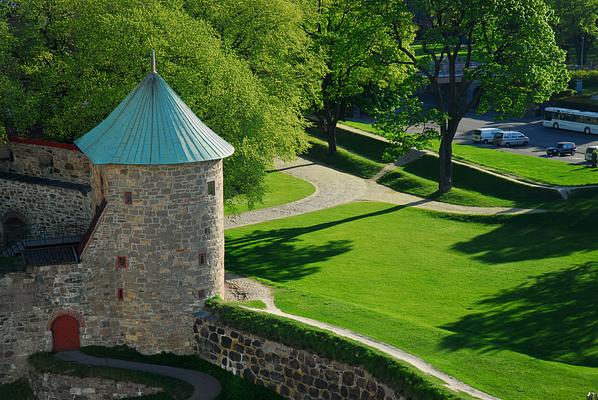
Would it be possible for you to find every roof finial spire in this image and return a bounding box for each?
[151,49,157,74]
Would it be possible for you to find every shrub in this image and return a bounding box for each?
[205,299,467,400]
[0,378,35,400]
[570,69,598,86]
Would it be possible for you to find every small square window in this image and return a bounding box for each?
[207,181,215,196]
[198,289,206,299]
[204,227,210,235]
[124,192,133,204]
[39,155,53,169]
[117,256,127,270]
[199,252,206,265]
[117,288,124,301]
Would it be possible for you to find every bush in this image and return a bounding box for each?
[570,69,598,86]
[205,299,467,400]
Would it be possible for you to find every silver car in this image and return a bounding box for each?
[493,131,530,147]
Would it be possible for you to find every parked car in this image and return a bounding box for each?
[493,131,530,147]
[546,142,577,157]
[471,128,504,144]
[585,146,598,162]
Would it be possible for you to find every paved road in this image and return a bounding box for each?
[56,351,221,400]
[454,114,598,164]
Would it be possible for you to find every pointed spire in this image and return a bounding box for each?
[151,49,157,74]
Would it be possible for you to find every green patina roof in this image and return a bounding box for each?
[75,72,234,165]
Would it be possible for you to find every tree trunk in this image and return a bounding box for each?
[438,120,459,193]
[327,122,337,154]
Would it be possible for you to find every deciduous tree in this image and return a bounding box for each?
[379,0,568,193]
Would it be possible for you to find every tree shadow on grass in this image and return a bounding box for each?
[440,262,598,367]
[225,205,404,282]
[451,212,597,263]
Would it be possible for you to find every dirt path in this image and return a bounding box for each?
[56,351,221,400]
[224,274,499,400]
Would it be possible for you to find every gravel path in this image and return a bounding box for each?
[225,156,540,230]
[224,275,499,400]
[56,351,221,400]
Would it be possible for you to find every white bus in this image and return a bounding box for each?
[543,107,598,135]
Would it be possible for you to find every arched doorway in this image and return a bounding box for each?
[2,215,28,244]
[51,315,80,352]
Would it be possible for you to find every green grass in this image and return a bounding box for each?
[340,120,386,137]
[379,154,563,208]
[339,120,598,186]
[0,379,34,400]
[28,352,192,400]
[226,299,267,309]
[225,202,598,400]
[225,172,315,215]
[304,136,385,179]
[81,346,283,400]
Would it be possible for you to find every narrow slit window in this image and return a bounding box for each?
[198,289,206,299]
[124,191,133,205]
[207,181,215,196]
[117,288,124,301]
[117,256,127,270]
[199,252,206,266]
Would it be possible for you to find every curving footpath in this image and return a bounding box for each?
[56,351,221,400]
[224,274,499,400]
[225,157,540,229]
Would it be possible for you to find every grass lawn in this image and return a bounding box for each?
[379,154,563,208]
[340,120,598,186]
[225,171,315,215]
[304,136,386,179]
[225,202,598,400]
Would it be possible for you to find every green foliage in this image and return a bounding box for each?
[206,299,465,400]
[306,0,413,145]
[0,256,24,275]
[545,0,598,65]
[570,69,598,86]
[0,379,34,400]
[225,201,598,399]
[378,155,562,208]
[28,352,192,400]
[0,0,315,205]
[310,126,388,163]
[81,346,283,400]
[304,136,385,178]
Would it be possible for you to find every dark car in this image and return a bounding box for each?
[546,142,576,157]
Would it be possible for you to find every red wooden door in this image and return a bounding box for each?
[52,315,80,352]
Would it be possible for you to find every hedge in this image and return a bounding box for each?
[205,299,468,400]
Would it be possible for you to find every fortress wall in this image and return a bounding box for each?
[0,264,109,384]
[0,140,91,185]
[82,160,225,355]
[0,177,91,241]
[194,317,405,400]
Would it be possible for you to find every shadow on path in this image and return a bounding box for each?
[56,351,221,400]
[440,262,598,367]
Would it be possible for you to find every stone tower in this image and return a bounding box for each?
[74,57,234,353]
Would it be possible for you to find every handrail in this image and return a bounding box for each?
[77,198,108,258]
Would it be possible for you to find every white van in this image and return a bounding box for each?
[471,128,504,144]
[493,131,530,147]
[585,146,598,162]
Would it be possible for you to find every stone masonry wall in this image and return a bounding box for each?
[0,141,91,185]
[28,370,162,400]
[82,160,224,355]
[194,318,406,400]
[0,177,91,242]
[0,265,112,384]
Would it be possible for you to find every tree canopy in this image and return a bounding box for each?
[377,0,568,192]
[0,0,318,205]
